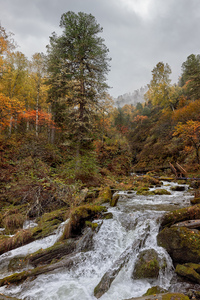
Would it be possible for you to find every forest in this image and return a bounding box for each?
[1,11,200,219]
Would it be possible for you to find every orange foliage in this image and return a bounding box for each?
[133,115,148,123]
[173,99,200,123]
[19,110,54,127]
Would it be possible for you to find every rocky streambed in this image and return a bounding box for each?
[0,179,199,300]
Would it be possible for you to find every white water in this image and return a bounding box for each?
[0,181,194,300]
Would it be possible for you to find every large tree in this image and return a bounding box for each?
[47,11,110,153]
[180,54,200,100]
[145,62,175,110]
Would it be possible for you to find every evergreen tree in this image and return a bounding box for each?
[46,11,111,172]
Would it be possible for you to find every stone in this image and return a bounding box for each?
[132,249,160,281]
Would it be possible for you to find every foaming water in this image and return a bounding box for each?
[0,181,193,300]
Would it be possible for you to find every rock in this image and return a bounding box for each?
[98,186,112,203]
[143,286,167,296]
[102,212,113,219]
[110,193,120,207]
[0,295,21,300]
[157,226,200,263]
[175,263,200,284]
[61,204,107,239]
[171,219,200,230]
[191,197,200,205]
[94,239,142,299]
[123,292,190,300]
[160,204,200,229]
[132,249,161,281]
[170,185,186,191]
[153,189,171,195]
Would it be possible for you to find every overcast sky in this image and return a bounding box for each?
[1,0,200,98]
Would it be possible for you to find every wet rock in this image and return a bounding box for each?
[102,212,113,219]
[123,292,190,300]
[94,239,142,299]
[157,226,200,263]
[132,249,161,281]
[61,204,107,239]
[170,186,186,191]
[110,193,120,207]
[176,263,200,284]
[143,286,167,296]
[98,186,112,203]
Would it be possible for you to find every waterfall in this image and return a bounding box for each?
[0,181,193,300]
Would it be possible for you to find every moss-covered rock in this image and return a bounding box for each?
[143,286,167,296]
[102,212,113,219]
[175,263,200,284]
[170,185,185,192]
[98,186,112,203]
[160,204,200,229]
[61,204,107,239]
[153,189,171,195]
[31,207,67,240]
[125,293,189,300]
[157,226,200,263]
[110,193,120,207]
[132,249,160,281]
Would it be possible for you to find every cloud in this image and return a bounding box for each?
[1,0,200,97]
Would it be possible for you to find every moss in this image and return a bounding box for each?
[61,204,107,239]
[160,204,200,228]
[153,189,171,195]
[85,221,98,230]
[133,249,160,280]
[162,293,190,300]
[143,286,167,296]
[110,194,120,207]
[98,186,112,203]
[157,226,200,263]
[31,207,68,240]
[102,212,113,219]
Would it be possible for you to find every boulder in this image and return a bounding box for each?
[123,293,190,300]
[170,185,185,191]
[110,193,120,207]
[157,226,200,263]
[143,286,167,296]
[132,249,161,281]
[175,263,200,284]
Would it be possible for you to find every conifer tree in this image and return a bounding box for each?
[46,11,111,162]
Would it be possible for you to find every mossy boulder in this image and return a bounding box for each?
[143,286,167,296]
[110,193,120,207]
[102,212,113,219]
[170,185,185,192]
[61,204,107,239]
[125,293,189,300]
[132,249,160,281]
[98,186,112,203]
[152,189,171,195]
[175,263,200,284]
[157,226,200,263]
[160,204,200,229]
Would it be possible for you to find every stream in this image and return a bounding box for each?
[0,181,195,300]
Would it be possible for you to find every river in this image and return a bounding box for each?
[0,181,195,300]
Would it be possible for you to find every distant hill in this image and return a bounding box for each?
[114,86,148,107]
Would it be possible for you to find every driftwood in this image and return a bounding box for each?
[0,252,83,287]
[171,219,200,229]
[169,162,187,179]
